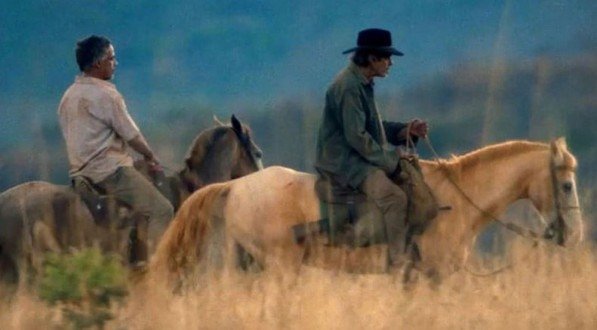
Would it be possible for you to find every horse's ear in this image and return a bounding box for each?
[213,115,225,126]
[231,114,242,133]
[550,137,566,165]
[550,137,567,150]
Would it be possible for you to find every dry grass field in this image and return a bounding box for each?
[1,237,595,330]
[1,193,595,330]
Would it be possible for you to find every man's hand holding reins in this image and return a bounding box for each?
[409,118,428,138]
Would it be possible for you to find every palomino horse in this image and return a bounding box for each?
[0,115,263,287]
[152,138,583,284]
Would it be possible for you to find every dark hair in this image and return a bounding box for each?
[351,49,392,67]
[75,35,112,72]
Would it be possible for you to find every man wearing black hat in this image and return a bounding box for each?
[314,28,428,272]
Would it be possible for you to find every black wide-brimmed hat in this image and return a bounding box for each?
[342,28,404,56]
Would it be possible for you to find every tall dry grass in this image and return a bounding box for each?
[1,240,595,330]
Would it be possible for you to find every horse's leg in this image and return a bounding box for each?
[264,243,304,275]
[409,235,444,289]
[260,243,306,325]
[228,227,304,274]
[219,231,269,276]
[32,222,61,255]
[193,209,235,275]
[24,221,62,291]
[0,253,19,300]
[236,243,262,272]
[222,237,239,274]
[15,251,32,295]
[130,214,149,266]
[224,235,303,277]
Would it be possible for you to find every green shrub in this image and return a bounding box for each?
[38,248,128,329]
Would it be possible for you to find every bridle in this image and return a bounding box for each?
[545,158,581,245]
[422,136,579,246]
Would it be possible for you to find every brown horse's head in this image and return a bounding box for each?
[229,114,264,176]
[181,114,263,192]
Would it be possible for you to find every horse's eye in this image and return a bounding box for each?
[254,149,263,158]
[562,182,573,194]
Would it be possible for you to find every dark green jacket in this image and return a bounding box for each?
[314,63,410,189]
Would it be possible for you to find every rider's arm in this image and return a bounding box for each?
[383,121,410,145]
[100,92,160,167]
[383,119,428,146]
[127,134,157,164]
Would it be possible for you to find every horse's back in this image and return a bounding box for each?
[224,166,320,241]
[234,165,312,184]
[0,181,90,255]
[0,181,77,222]
[2,182,57,229]
[229,165,317,215]
[1,181,69,198]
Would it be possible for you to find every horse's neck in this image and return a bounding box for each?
[169,168,218,211]
[167,174,190,210]
[454,149,547,223]
[419,146,548,270]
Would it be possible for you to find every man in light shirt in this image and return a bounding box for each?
[58,35,173,261]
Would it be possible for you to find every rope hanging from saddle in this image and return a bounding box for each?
[397,122,439,236]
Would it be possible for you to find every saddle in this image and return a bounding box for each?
[292,176,386,247]
[71,162,171,225]
[395,154,439,235]
[71,176,148,264]
[70,176,132,228]
[293,155,440,247]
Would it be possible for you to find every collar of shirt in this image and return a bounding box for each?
[347,62,374,87]
[75,74,117,90]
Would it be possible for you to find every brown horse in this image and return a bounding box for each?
[152,138,583,285]
[0,182,134,288]
[0,115,263,288]
[136,114,263,210]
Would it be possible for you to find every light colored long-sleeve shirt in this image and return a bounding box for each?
[58,75,141,183]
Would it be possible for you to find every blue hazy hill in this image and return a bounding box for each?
[1,1,594,135]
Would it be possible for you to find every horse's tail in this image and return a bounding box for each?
[150,182,231,282]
